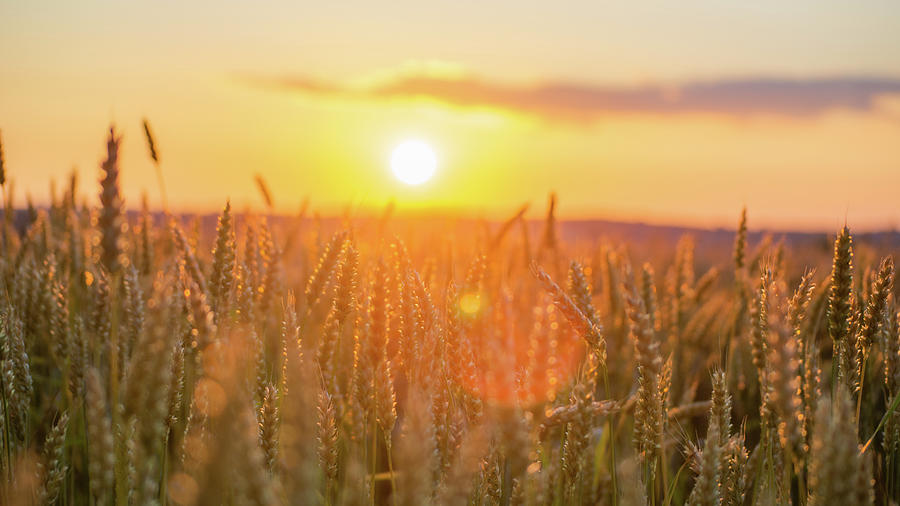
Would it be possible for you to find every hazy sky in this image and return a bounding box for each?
[2,1,900,230]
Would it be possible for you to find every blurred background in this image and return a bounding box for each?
[2,1,899,231]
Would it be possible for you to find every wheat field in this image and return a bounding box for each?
[0,127,897,506]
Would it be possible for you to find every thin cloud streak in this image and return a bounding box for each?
[245,72,900,121]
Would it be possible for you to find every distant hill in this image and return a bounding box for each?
[10,208,898,256]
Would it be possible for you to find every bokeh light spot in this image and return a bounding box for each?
[459,292,481,315]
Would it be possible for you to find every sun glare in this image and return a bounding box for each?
[391,139,437,185]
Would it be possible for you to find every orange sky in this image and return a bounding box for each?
[2,2,900,231]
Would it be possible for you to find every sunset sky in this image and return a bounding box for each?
[2,1,900,230]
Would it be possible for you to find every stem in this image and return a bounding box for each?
[642,462,655,506]
[659,443,669,503]
[370,418,377,505]
[600,363,618,505]
[782,442,794,505]
[161,429,170,505]
[796,458,807,506]
[154,161,169,213]
[109,272,129,506]
[503,457,513,506]
[663,458,689,506]
[765,427,776,501]
[385,438,397,506]
[82,397,91,505]
[1,370,13,485]
[751,422,769,503]
[371,382,378,505]
[862,391,900,454]
[887,453,893,502]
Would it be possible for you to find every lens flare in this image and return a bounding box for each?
[459,292,481,315]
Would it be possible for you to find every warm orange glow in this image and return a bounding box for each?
[3,4,899,230]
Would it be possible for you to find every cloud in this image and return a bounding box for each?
[244,71,900,121]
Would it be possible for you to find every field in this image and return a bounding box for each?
[0,129,897,506]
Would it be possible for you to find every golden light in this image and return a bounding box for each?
[459,292,481,315]
[390,139,437,185]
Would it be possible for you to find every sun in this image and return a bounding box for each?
[391,139,437,185]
